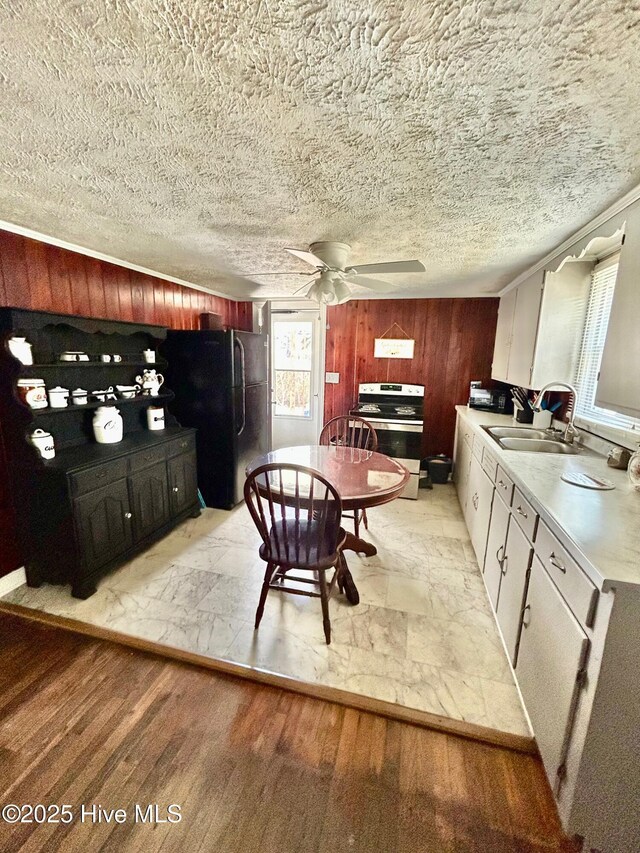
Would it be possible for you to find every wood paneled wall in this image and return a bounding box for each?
[0,229,252,577]
[324,298,499,458]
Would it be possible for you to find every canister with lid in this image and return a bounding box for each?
[17,379,47,409]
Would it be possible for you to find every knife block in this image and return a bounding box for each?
[515,408,534,424]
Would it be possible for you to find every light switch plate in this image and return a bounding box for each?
[325,372,340,384]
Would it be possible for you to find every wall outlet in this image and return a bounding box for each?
[325,372,340,384]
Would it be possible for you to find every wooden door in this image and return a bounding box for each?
[491,287,516,382]
[129,462,170,542]
[75,479,133,573]
[496,516,532,664]
[484,492,510,608]
[516,558,589,791]
[168,452,198,516]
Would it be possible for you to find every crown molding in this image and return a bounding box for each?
[0,219,242,302]
[499,181,640,296]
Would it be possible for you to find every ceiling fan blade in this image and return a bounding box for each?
[349,275,402,293]
[293,276,319,296]
[243,271,315,276]
[346,260,425,275]
[285,247,328,269]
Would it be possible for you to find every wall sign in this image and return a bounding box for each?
[374,338,415,359]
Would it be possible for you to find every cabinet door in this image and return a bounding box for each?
[496,516,532,664]
[507,275,544,388]
[516,558,589,791]
[75,479,133,572]
[168,452,198,516]
[483,492,510,608]
[462,446,483,529]
[491,287,517,381]
[469,463,494,567]
[453,425,472,513]
[129,462,170,542]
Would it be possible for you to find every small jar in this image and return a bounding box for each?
[29,428,55,460]
[628,447,640,491]
[72,388,88,406]
[48,386,70,408]
[17,378,47,409]
[146,406,165,431]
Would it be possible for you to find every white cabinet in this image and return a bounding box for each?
[516,558,589,791]
[466,455,494,566]
[496,516,533,664]
[453,423,473,514]
[491,287,516,382]
[491,263,591,389]
[483,491,511,609]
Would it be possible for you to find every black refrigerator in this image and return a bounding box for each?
[163,329,269,509]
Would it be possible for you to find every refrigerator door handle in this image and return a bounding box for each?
[235,336,246,436]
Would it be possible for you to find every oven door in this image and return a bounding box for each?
[364,419,423,461]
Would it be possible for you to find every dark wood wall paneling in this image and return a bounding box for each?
[0,230,252,576]
[324,298,499,459]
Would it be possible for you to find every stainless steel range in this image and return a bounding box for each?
[350,382,424,500]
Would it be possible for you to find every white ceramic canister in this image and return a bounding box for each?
[143,349,156,363]
[92,406,124,444]
[72,388,88,406]
[48,386,70,408]
[146,406,165,431]
[8,336,34,365]
[17,378,47,409]
[29,428,55,460]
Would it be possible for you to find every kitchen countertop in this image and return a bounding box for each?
[456,406,640,591]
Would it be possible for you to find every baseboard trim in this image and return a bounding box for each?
[0,567,26,598]
[0,600,536,755]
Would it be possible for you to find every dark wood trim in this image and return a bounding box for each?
[0,600,537,755]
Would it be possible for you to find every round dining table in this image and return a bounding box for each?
[245,445,410,603]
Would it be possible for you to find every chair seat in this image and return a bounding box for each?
[259,518,347,569]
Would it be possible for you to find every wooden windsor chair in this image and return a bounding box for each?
[244,463,350,644]
[319,415,378,536]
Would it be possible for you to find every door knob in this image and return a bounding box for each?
[173,486,179,493]
[124,512,132,519]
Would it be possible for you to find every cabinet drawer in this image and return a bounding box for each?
[472,435,484,461]
[482,447,498,481]
[130,445,168,473]
[167,433,196,458]
[535,521,598,626]
[495,465,514,506]
[70,459,129,497]
[511,487,538,542]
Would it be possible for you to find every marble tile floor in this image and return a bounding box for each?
[2,484,530,737]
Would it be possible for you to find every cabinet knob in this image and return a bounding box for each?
[516,505,528,519]
[522,603,531,628]
[124,512,132,519]
[549,552,566,573]
[173,486,179,493]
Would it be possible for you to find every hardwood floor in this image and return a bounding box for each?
[0,613,575,853]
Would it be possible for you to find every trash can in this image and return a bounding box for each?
[425,455,452,484]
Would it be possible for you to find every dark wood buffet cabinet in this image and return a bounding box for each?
[0,307,200,598]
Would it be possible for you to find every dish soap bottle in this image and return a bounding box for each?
[628,446,640,491]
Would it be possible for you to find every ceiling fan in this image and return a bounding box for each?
[247,242,426,304]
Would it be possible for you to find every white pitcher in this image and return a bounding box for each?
[92,406,123,444]
[8,336,33,365]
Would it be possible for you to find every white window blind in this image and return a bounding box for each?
[574,254,640,434]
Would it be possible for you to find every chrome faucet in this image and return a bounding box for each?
[531,382,579,444]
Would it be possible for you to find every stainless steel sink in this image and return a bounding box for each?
[486,427,552,440]
[498,437,580,454]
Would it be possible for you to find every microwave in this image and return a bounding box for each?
[468,388,512,414]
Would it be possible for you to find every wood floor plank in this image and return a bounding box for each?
[0,613,575,853]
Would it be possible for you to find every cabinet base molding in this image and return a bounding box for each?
[0,599,537,755]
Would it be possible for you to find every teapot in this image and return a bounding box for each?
[135,369,165,397]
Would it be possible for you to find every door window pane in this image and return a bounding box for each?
[274,370,311,417]
[273,322,312,370]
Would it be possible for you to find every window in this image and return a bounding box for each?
[574,253,640,438]
[272,319,313,418]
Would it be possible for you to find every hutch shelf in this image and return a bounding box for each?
[0,307,200,599]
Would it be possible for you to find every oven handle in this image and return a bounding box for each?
[359,420,423,433]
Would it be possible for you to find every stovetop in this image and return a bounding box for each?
[351,382,425,423]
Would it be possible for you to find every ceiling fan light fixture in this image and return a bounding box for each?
[333,280,351,304]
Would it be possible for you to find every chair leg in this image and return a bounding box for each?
[254,561,274,629]
[318,569,331,645]
[362,508,369,531]
[353,511,360,537]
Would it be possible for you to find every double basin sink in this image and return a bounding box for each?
[483,426,580,454]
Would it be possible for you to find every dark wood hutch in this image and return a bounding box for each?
[0,307,199,598]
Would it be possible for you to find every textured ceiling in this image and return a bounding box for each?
[1,1,640,301]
